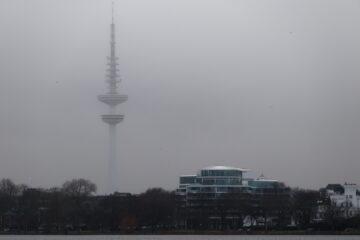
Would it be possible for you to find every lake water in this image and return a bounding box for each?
[0,236,360,240]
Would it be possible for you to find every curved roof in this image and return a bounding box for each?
[202,165,251,172]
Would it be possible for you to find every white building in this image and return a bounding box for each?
[326,183,360,218]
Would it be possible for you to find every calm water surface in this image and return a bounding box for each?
[0,236,360,240]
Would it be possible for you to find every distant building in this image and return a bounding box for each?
[175,166,289,229]
[328,183,360,218]
[176,166,284,198]
[177,166,251,198]
[317,183,360,219]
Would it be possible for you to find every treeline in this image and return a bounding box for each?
[0,178,359,233]
[0,178,176,233]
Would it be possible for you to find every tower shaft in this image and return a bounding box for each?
[108,124,118,193]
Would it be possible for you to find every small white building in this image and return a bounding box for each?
[327,183,360,218]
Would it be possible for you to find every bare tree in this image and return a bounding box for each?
[0,178,18,196]
[62,179,97,197]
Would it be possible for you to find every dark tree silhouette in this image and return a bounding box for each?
[62,179,97,197]
[137,188,176,230]
[0,179,18,196]
[291,188,319,228]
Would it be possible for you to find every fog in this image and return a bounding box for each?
[0,0,360,194]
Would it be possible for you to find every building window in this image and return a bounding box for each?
[202,179,215,185]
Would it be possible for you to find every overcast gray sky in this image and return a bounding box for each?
[0,0,360,194]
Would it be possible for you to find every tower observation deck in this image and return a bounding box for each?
[98,5,128,193]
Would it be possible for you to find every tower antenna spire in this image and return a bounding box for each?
[112,1,114,24]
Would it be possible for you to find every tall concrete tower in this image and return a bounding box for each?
[98,5,128,194]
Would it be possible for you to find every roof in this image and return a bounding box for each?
[254,179,279,182]
[326,184,344,194]
[201,166,251,172]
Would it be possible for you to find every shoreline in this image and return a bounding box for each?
[1,230,360,235]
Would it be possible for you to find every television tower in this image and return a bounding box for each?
[98,3,128,194]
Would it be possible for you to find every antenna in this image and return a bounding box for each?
[112,2,114,24]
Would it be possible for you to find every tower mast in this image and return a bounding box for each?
[98,3,128,194]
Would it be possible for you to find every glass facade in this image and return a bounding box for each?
[200,169,242,177]
[177,166,284,199]
[177,166,248,196]
[195,167,244,189]
[248,179,282,189]
[199,178,241,185]
[180,175,196,184]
